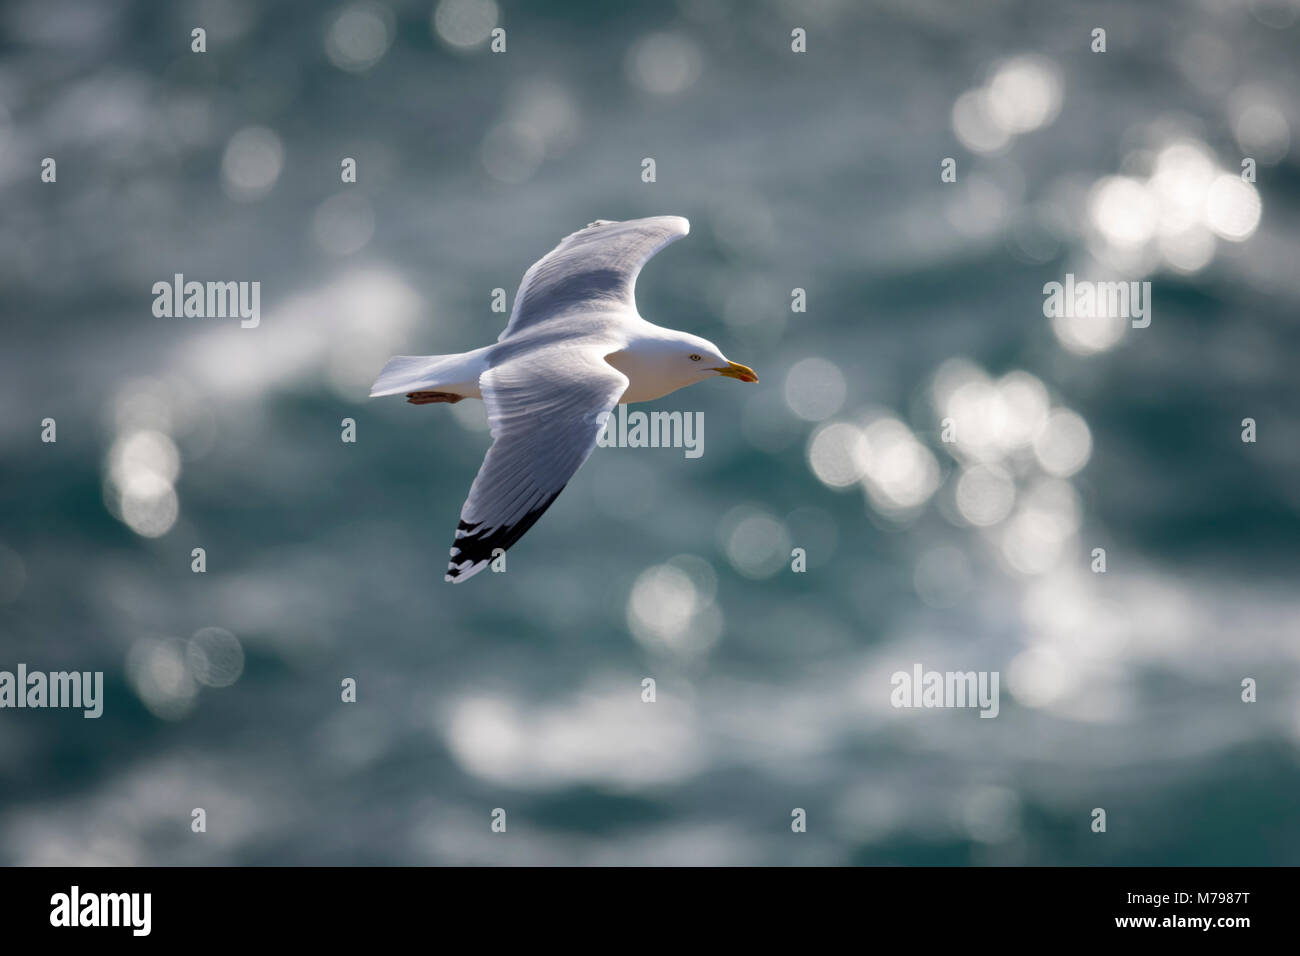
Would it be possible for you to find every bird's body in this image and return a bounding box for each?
[370,216,757,582]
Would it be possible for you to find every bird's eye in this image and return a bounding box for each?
[689,354,701,361]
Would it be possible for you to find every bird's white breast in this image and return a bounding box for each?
[604,344,690,404]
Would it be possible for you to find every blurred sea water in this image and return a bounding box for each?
[1,0,1299,865]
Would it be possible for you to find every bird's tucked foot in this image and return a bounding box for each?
[406,391,463,405]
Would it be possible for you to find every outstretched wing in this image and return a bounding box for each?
[498,215,689,342]
[445,345,629,582]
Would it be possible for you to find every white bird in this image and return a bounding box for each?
[370,215,758,583]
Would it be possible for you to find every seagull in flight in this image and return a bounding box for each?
[370,215,758,583]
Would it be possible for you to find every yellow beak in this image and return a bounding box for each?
[712,361,759,383]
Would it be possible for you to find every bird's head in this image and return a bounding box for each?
[675,334,759,386]
[608,330,758,403]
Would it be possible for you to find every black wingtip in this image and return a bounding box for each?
[443,490,565,582]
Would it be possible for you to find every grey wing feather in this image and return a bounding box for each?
[445,346,629,582]
[498,215,689,342]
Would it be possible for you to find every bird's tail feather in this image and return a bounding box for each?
[369,353,472,398]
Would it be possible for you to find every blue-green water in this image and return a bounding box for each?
[1,0,1299,865]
